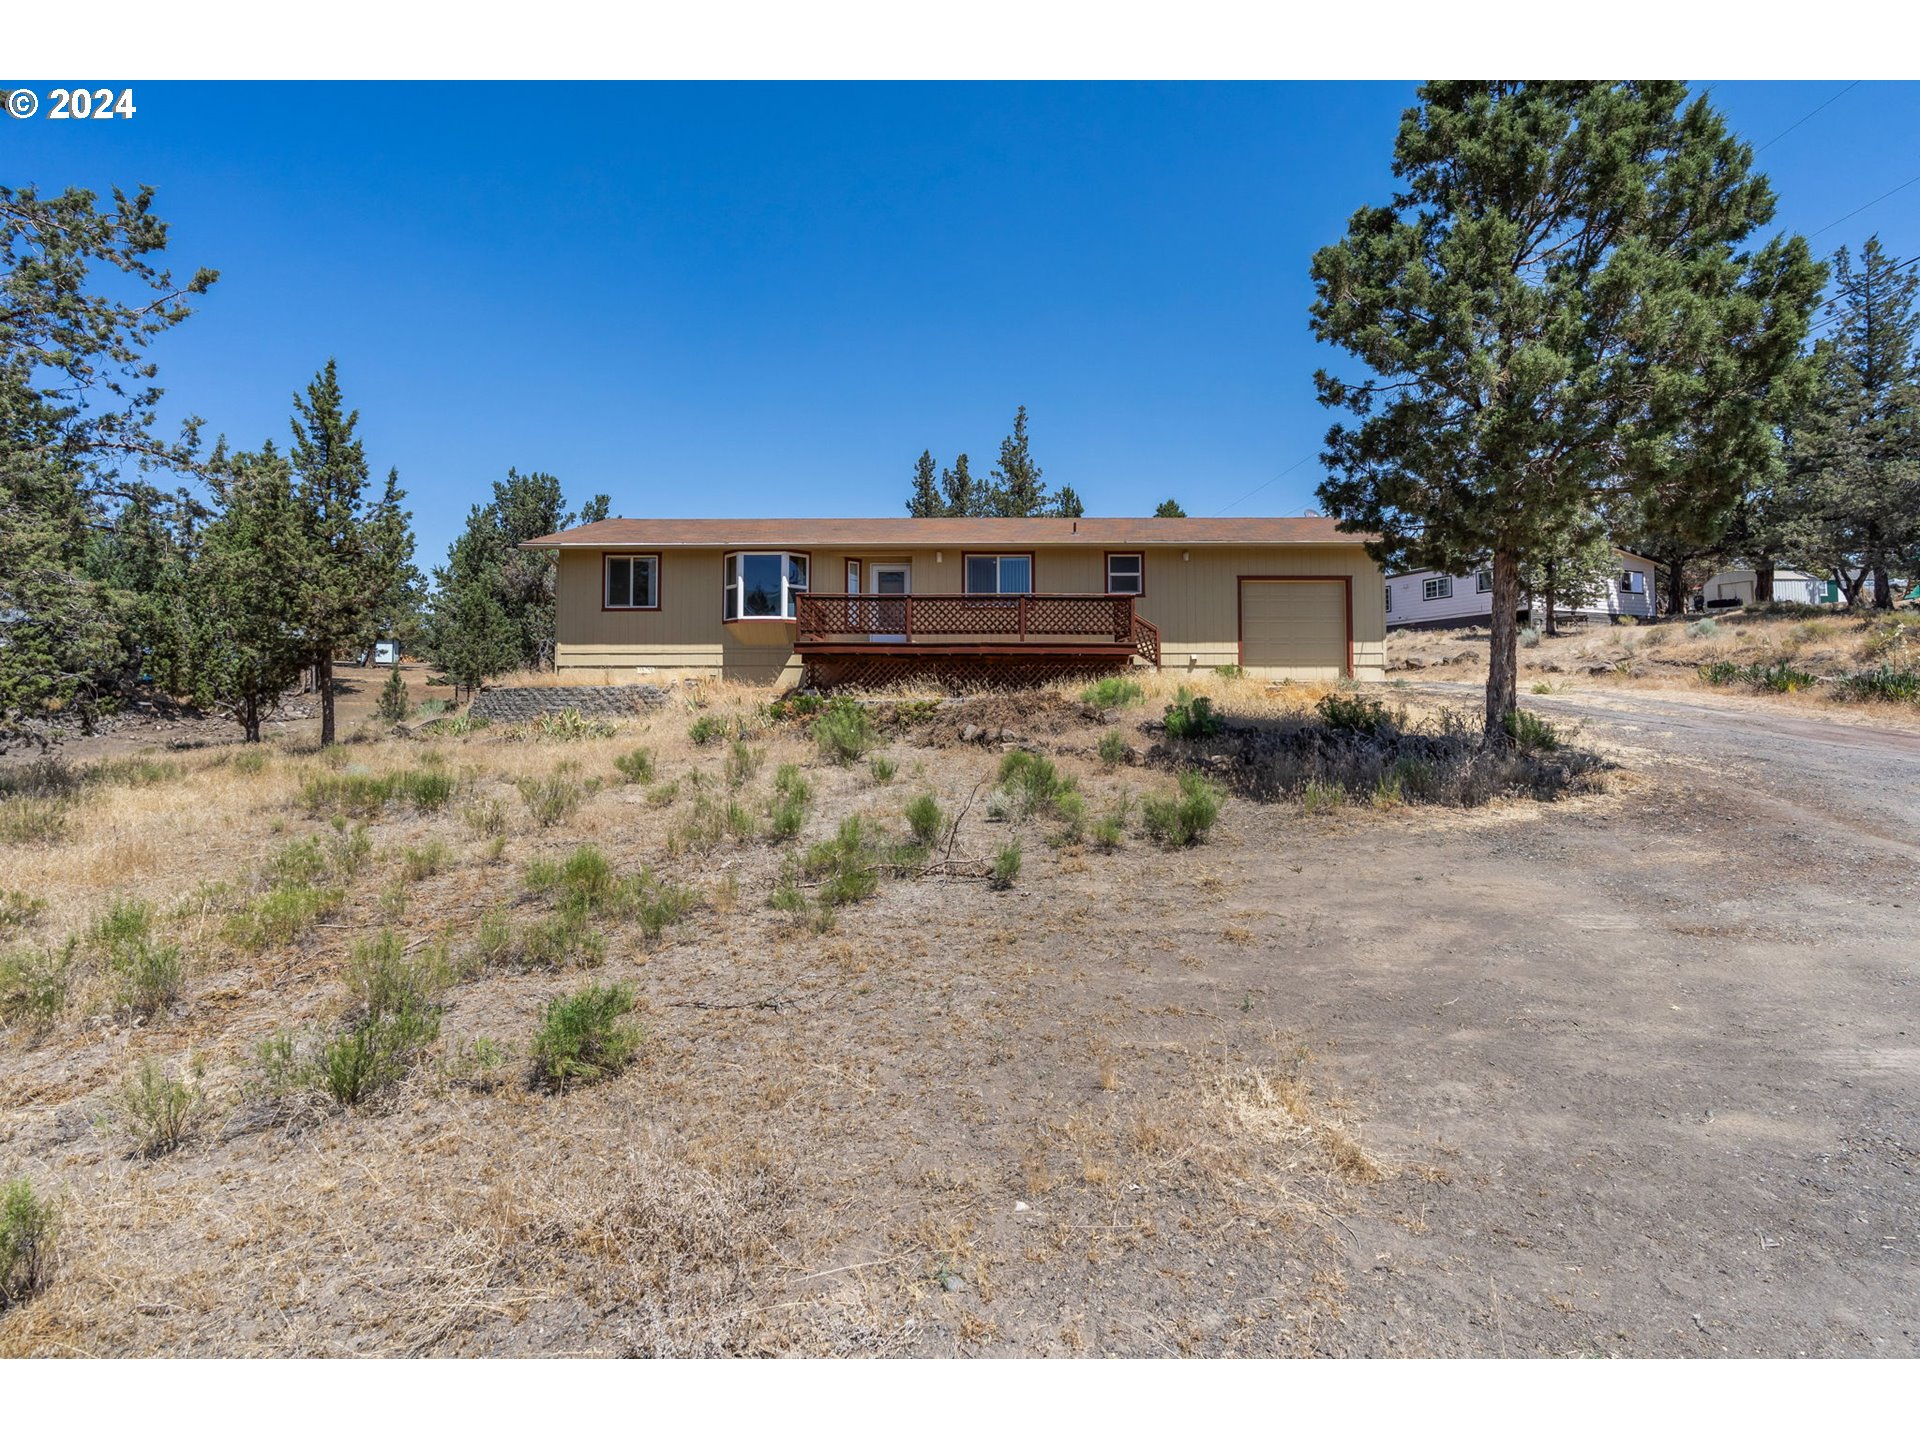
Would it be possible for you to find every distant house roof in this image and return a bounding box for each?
[520,516,1367,550]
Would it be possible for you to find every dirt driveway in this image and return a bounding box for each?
[1271,683,1920,1355]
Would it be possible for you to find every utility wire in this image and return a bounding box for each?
[1754,82,1858,154]
[1808,172,1920,239]
[1802,251,1920,339]
[1213,450,1319,517]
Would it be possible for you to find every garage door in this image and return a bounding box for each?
[1239,579,1348,677]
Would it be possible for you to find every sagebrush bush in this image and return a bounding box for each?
[725,740,764,789]
[768,763,813,841]
[1096,730,1130,768]
[869,755,897,783]
[997,749,1079,820]
[517,772,591,827]
[1081,676,1145,709]
[401,840,451,881]
[989,840,1022,890]
[1,1175,57,1308]
[1143,771,1225,846]
[904,792,944,849]
[811,698,877,765]
[688,713,729,746]
[532,983,643,1090]
[110,1055,207,1157]
[1162,686,1223,740]
[1686,617,1720,639]
[0,941,73,1028]
[613,747,656,785]
[225,882,346,951]
[1316,692,1401,738]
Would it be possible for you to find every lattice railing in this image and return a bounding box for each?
[796,593,1141,646]
[1131,613,1160,667]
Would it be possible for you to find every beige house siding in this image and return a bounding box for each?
[553,542,1385,683]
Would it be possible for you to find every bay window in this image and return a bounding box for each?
[724,551,809,620]
[604,554,660,610]
[964,553,1032,594]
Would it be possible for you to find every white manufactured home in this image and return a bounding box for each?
[1384,550,1657,629]
[1700,569,1832,608]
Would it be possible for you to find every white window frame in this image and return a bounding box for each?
[1423,576,1453,602]
[1620,570,1646,594]
[603,553,660,610]
[723,551,809,621]
[1384,585,1392,613]
[1475,570,1493,594]
[1105,552,1143,596]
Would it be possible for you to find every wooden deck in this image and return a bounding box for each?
[793,593,1159,688]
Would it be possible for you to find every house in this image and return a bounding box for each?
[1384,549,1657,629]
[1699,568,1832,608]
[520,516,1385,687]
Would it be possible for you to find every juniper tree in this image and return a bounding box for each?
[1153,499,1187,518]
[1785,238,1920,608]
[1310,81,1821,739]
[906,449,943,517]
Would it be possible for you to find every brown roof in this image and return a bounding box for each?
[520,516,1365,549]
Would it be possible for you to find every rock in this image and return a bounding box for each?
[942,1274,967,1292]
[1014,1201,1029,1212]
[1400,656,1425,670]
[960,723,982,742]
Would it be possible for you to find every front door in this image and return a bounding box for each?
[871,564,910,642]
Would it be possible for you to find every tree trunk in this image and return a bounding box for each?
[1665,559,1689,618]
[1542,559,1560,637]
[242,694,261,744]
[317,653,336,746]
[1754,559,1775,604]
[1874,565,1892,611]
[1485,550,1521,744]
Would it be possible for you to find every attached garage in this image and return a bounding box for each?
[1238,577,1352,679]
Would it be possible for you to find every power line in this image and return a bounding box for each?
[1803,251,1920,340]
[1213,450,1319,517]
[1808,172,1920,239]
[1754,81,1858,154]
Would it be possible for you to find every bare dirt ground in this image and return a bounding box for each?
[2,663,1916,1356]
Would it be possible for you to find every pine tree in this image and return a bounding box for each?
[906,450,943,517]
[1052,485,1085,518]
[424,574,520,702]
[987,406,1049,517]
[1311,82,1821,738]
[940,454,978,518]
[1153,499,1187,518]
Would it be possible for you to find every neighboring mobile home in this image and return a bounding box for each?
[1384,549,1657,629]
[1700,568,1832,608]
[522,516,1385,686]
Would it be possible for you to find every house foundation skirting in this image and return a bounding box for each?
[798,650,1135,691]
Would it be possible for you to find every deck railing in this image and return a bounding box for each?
[796,592,1157,666]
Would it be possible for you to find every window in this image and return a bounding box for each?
[604,554,660,610]
[723,551,808,620]
[1105,552,1143,595]
[1620,570,1646,594]
[1475,571,1493,594]
[965,553,1033,594]
[1384,585,1393,613]
[1423,576,1453,601]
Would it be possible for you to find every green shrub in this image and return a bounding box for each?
[1213,664,1246,680]
[768,764,813,841]
[1049,791,1087,846]
[1530,681,1553,695]
[0,940,74,1028]
[996,749,1079,820]
[1091,815,1124,851]
[869,755,898,783]
[768,692,825,722]
[532,983,643,1090]
[1686,617,1720,639]
[800,817,881,906]
[109,1055,207,1157]
[224,883,346,951]
[415,698,448,719]
[87,900,184,1018]
[1096,730,1130,768]
[530,707,617,742]
[1,1176,58,1307]
[344,929,449,1022]
[1142,771,1225,846]
[1316,692,1400,737]
[377,665,411,722]
[1162,686,1223,740]
[396,768,455,811]
[646,780,681,808]
[461,797,507,837]
[1833,665,1920,704]
[316,1005,440,1105]
[1081,676,1145,709]
[1503,709,1561,751]
[1518,627,1541,648]
[725,740,764,789]
[517,912,609,969]
[613,747,656,785]
[1302,778,1347,815]
[904,792,944,849]
[517,772,590,827]
[688,713,729,746]
[812,698,877,765]
[989,840,1022,890]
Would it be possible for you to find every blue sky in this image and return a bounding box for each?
[9,80,1919,567]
